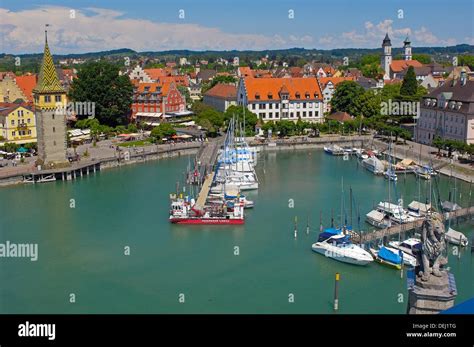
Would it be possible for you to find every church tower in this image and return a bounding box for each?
[33,28,69,168]
[403,35,412,61]
[381,33,392,80]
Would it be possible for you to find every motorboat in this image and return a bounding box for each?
[445,228,469,247]
[376,202,416,224]
[366,209,391,229]
[388,238,421,258]
[324,145,344,156]
[362,156,385,175]
[369,246,403,269]
[311,232,374,266]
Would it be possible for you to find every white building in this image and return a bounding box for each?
[237,77,324,123]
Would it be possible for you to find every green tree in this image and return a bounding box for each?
[331,81,365,116]
[400,66,418,99]
[68,60,133,126]
[209,75,236,89]
[177,85,192,105]
[223,105,258,136]
[150,123,176,141]
[412,54,431,64]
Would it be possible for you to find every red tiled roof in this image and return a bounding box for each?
[204,83,237,99]
[390,60,423,73]
[15,74,37,102]
[144,68,168,80]
[326,111,353,122]
[238,67,253,78]
[318,76,355,88]
[244,77,322,102]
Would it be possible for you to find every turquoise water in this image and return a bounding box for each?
[0,149,472,313]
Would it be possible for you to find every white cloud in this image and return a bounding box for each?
[337,19,459,48]
[0,6,315,53]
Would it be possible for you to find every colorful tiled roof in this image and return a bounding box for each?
[318,76,355,88]
[243,77,322,102]
[33,35,65,94]
[204,83,237,99]
[390,60,423,73]
[15,74,37,101]
[144,68,168,80]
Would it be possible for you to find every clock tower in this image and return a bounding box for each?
[33,28,69,168]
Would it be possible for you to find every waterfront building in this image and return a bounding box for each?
[33,30,69,167]
[237,77,324,123]
[0,104,37,144]
[203,83,237,112]
[131,82,186,124]
[318,77,355,114]
[416,70,474,145]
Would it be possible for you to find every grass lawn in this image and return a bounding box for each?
[117,140,153,147]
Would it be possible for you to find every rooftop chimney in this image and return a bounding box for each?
[460,68,467,86]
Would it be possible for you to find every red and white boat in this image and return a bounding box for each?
[169,197,245,225]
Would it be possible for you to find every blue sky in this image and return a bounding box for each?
[0,0,473,53]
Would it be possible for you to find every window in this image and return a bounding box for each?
[52,113,55,120]
[54,140,56,146]
[296,112,300,117]
[252,104,256,110]
[44,95,51,103]
[275,112,279,118]
[55,95,62,102]
[11,119,15,126]
[275,104,279,109]
[303,103,307,108]
[269,112,273,118]
[303,111,306,117]
[53,127,56,133]
[27,118,31,124]
[269,103,273,109]
[309,111,313,117]
[28,130,32,135]
[259,104,265,110]
[290,112,294,118]
[12,131,15,136]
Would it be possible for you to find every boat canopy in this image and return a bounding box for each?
[399,158,416,167]
[366,210,386,222]
[378,247,402,265]
[408,201,431,213]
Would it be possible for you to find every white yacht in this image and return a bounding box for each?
[388,238,421,258]
[377,202,415,224]
[311,233,374,266]
[445,228,469,247]
[366,209,391,229]
[362,156,385,175]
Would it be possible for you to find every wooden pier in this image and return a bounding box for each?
[352,206,474,244]
[191,139,224,208]
[23,161,101,183]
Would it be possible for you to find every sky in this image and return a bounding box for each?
[0,0,473,54]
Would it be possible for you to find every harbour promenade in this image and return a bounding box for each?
[0,140,202,186]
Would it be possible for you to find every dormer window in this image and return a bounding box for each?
[255,92,260,100]
[457,102,462,110]
[305,92,310,99]
[295,92,300,99]
[268,92,273,99]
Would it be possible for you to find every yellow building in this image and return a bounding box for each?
[0,104,37,144]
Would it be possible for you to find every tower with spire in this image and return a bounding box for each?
[381,33,392,80]
[403,35,412,61]
[33,27,69,168]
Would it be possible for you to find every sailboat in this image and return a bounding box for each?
[384,137,398,181]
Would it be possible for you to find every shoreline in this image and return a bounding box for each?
[0,134,472,187]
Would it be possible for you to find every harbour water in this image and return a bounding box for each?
[0,149,472,313]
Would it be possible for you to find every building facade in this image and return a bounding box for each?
[33,31,69,167]
[0,104,36,144]
[416,72,474,145]
[203,83,237,112]
[237,77,324,123]
[131,82,186,124]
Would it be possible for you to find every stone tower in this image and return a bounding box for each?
[33,29,69,168]
[403,35,412,61]
[381,33,392,80]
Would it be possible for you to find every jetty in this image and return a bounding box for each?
[191,138,224,208]
[352,206,474,244]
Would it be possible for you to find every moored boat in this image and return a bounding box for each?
[445,227,469,247]
[369,246,403,269]
[311,232,374,266]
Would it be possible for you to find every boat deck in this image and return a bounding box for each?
[195,171,216,209]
